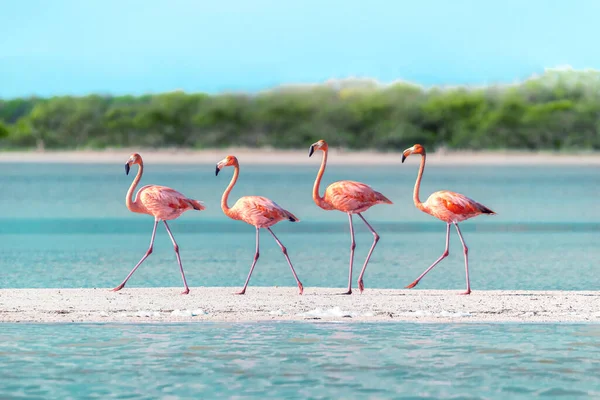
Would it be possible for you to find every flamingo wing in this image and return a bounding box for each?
[233,196,296,227]
[139,185,201,219]
[324,180,392,212]
[425,190,494,221]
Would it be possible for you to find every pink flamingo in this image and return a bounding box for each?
[215,155,304,295]
[113,153,205,294]
[402,144,496,295]
[309,140,393,294]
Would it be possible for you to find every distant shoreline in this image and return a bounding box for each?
[0,148,599,165]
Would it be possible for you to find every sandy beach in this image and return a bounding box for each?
[1,287,598,323]
[0,148,599,165]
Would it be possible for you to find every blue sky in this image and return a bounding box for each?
[1,0,599,98]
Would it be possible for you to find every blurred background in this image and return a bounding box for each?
[2,0,600,151]
[0,0,599,292]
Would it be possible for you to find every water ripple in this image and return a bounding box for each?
[0,323,598,399]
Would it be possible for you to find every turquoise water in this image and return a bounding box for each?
[1,163,599,399]
[0,163,598,290]
[0,322,599,399]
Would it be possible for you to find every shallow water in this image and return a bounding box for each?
[1,163,599,399]
[0,322,599,399]
[0,163,598,291]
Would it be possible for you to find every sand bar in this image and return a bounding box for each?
[1,288,599,323]
[0,148,599,165]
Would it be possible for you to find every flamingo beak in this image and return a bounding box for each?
[215,165,220,176]
[308,145,315,157]
[401,154,407,163]
[125,163,130,175]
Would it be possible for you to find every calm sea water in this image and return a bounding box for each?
[0,162,598,290]
[1,162,599,399]
[0,322,599,399]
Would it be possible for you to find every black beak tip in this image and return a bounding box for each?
[308,146,314,157]
[125,163,130,175]
[401,154,406,163]
[215,165,220,176]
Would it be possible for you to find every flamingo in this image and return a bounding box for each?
[215,155,304,295]
[402,144,496,295]
[113,153,205,295]
[309,139,393,294]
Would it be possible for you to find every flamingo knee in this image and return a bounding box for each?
[173,244,179,253]
[373,233,380,243]
[350,241,356,251]
[254,252,260,261]
[280,246,288,255]
[145,247,153,256]
[463,246,468,255]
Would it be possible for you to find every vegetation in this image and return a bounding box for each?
[1,69,600,151]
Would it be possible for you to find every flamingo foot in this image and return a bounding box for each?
[459,289,471,295]
[338,290,352,295]
[235,290,246,295]
[358,279,364,293]
[181,288,190,295]
[298,282,304,295]
[405,280,419,289]
[111,284,125,292]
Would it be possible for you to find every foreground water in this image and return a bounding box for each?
[0,322,598,399]
[0,163,598,290]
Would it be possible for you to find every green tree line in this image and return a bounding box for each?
[1,69,599,151]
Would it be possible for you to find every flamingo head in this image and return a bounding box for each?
[215,155,238,176]
[309,139,328,157]
[401,144,425,163]
[125,153,142,175]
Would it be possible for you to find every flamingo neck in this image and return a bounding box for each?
[313,149,330,209]
[413,154,427,213]
[221,163,239,219]
[126,162,145,214]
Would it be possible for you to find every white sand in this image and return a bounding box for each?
[1,287,598,323]
[0,148,599,165]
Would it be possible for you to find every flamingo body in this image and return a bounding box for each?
[216,155,303,295]
[112,153,204,295]
[402,144,495,294]
[135,185,205,220]
[228,196,298,228]
[309,140,392,294]
[323,180,392,213]
[423,190,494,223]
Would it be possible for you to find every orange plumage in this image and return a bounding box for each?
[112,153,205,295]
[309,139,392,294]
[216,155,303,295]
[402,144,495,294]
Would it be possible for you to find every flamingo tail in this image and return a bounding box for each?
[375,191,393,205]
[285,210,300,222]
[476,202,495,215]
[188,199,206,211]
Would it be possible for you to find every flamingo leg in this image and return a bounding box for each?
[341,213,356,295]
[356,213,380,294]
[163,221,190,295]
[267,228,304,295]
[453,222,471,295]
[237,227,260,295]
[406,223,450,289]
[112,219,159,292]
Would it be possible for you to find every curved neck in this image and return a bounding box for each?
[313,149,329,209]
[413,154,427,212]
[221,163,239,218]
[126,162,145,213]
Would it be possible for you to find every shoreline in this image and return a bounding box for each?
[1,288,599,323]
[0,148,599,165]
